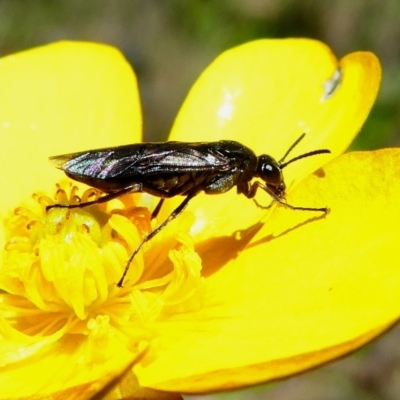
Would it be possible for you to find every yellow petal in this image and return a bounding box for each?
[133,149,400,392]
[0,41,141,212]
[0,331,140,399]
[167,39,380,241]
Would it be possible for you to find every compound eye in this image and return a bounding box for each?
[258,155,283,188]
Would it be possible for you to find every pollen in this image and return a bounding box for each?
[0,185,204,364]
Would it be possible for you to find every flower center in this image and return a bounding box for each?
[0,185,204,363]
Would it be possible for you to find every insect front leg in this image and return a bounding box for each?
[117,192,196,287]
[46,184,143,211]
[244,181,329,213]
[242,181,281,202]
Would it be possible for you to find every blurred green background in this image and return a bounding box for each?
[1,0,399,149]
[1,1,399,399]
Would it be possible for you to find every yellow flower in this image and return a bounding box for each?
[0,38,393,399]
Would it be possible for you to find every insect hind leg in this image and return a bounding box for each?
[117,193,196,287]
[46,185,142,211]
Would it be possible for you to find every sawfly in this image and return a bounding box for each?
[48,133,330,286]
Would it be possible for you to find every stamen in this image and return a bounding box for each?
[0,184,204,362]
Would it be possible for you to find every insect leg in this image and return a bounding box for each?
[140,183,200,220]
[46,185,142,211]
[246,181,329,213]
[151,199,165,220]
[117,193,196,287]
[253,198,273,210]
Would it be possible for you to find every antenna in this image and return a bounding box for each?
[279,134,331,169]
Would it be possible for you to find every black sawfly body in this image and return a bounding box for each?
[48,134,330,287]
